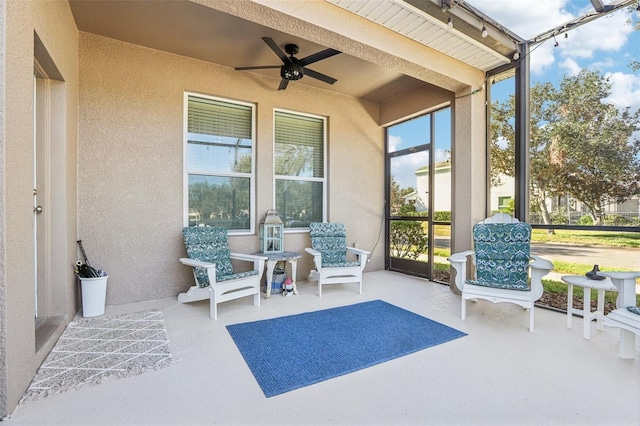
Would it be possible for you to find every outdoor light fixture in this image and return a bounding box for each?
[481,20,488,38]
[280,63,304,81]
[513,51,520,60]
[447,16,453,28]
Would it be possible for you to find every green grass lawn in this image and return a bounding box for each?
[531,229,640,248]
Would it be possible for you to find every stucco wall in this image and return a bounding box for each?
[78,33,389,305]
[2,0,78,417]
[0,1,6,418]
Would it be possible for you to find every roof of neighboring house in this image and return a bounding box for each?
[415,161,452,174]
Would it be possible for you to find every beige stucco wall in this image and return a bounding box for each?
[451,89,489,277]
[78,33,391,306]
[1,0,78,417]
[0,2,6,417]
[0,1,489,416]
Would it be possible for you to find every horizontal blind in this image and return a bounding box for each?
[275,111,324,178]
[188,95,252,139]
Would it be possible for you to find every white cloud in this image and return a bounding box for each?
[470,0,572,74]
[392,155,426,189]
[388,134,401,152]
[470,0,635,75]
[529,42,557,75]
[471,0,573,40]
[388,136,421,188]
[559,57,581,76]
[591,58,616,70]
[558,11,633,60]
[605,71,640,112]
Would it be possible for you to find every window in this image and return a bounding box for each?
[184,94,254,232]
[274,110,326,229]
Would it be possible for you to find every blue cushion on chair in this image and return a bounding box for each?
[466,222,531,291]
[309,222,360,267]
[183,227,257,288]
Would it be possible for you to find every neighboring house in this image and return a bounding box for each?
[0,0,525,416]
[403,161,453,213]
[409,163,639,221]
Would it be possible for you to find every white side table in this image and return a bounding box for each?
[259,251,302,299]
[597,271,640,358]
[561,275,617,340]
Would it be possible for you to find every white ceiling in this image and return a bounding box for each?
[69,0,516,103]
[328,0,511,71]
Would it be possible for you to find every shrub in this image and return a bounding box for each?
[604,214,628,226]
[577,215,594,225]
[433,211,451,222]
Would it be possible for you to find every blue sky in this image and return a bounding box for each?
[389,1,639,190]
[474,0,640,109]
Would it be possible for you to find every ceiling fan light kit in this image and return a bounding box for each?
[235,37,341,90]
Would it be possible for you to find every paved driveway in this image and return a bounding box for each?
[436,236,639,270]
[530,243,640,270]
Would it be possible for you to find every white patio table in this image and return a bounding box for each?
[258,251,302,299]
[561,275,617,340]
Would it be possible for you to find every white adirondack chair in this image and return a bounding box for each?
[447,213,554,332]
[601,271,640,358]
[179,226,266,319]
[305,222,370,297]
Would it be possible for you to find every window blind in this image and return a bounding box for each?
[274,111,324,178]
[188,96,252,139]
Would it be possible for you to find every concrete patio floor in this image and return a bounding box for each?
[8,271,640,425]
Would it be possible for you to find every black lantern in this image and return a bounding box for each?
[260,209,284,253]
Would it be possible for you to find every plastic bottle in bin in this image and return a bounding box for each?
[272,265,286,294]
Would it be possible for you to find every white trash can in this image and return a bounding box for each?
[80,275,108,317]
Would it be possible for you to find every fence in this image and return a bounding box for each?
[528,211,640,226]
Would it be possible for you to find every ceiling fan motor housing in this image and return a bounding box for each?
[281,62,304,80]
[234,37,339,89]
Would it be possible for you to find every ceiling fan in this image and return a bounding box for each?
[235,37,341,90]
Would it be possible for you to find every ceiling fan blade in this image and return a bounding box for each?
[277,78,290,91]
[262,37,291,64]
[298,48,341,66]
[302,68,337,85]
[235,65,281,71]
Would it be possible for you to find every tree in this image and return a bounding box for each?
[491,69,640,226]
[550,69,640,224]
[389,176,415,215]
[491,82,560,228]
[624,4,640,71]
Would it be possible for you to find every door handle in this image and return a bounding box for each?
[34,206,43,214]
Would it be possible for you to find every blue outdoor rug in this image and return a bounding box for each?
[226,299,466,397]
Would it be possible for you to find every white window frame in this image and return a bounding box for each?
[273,108,327,232]
[183,92,256,235]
